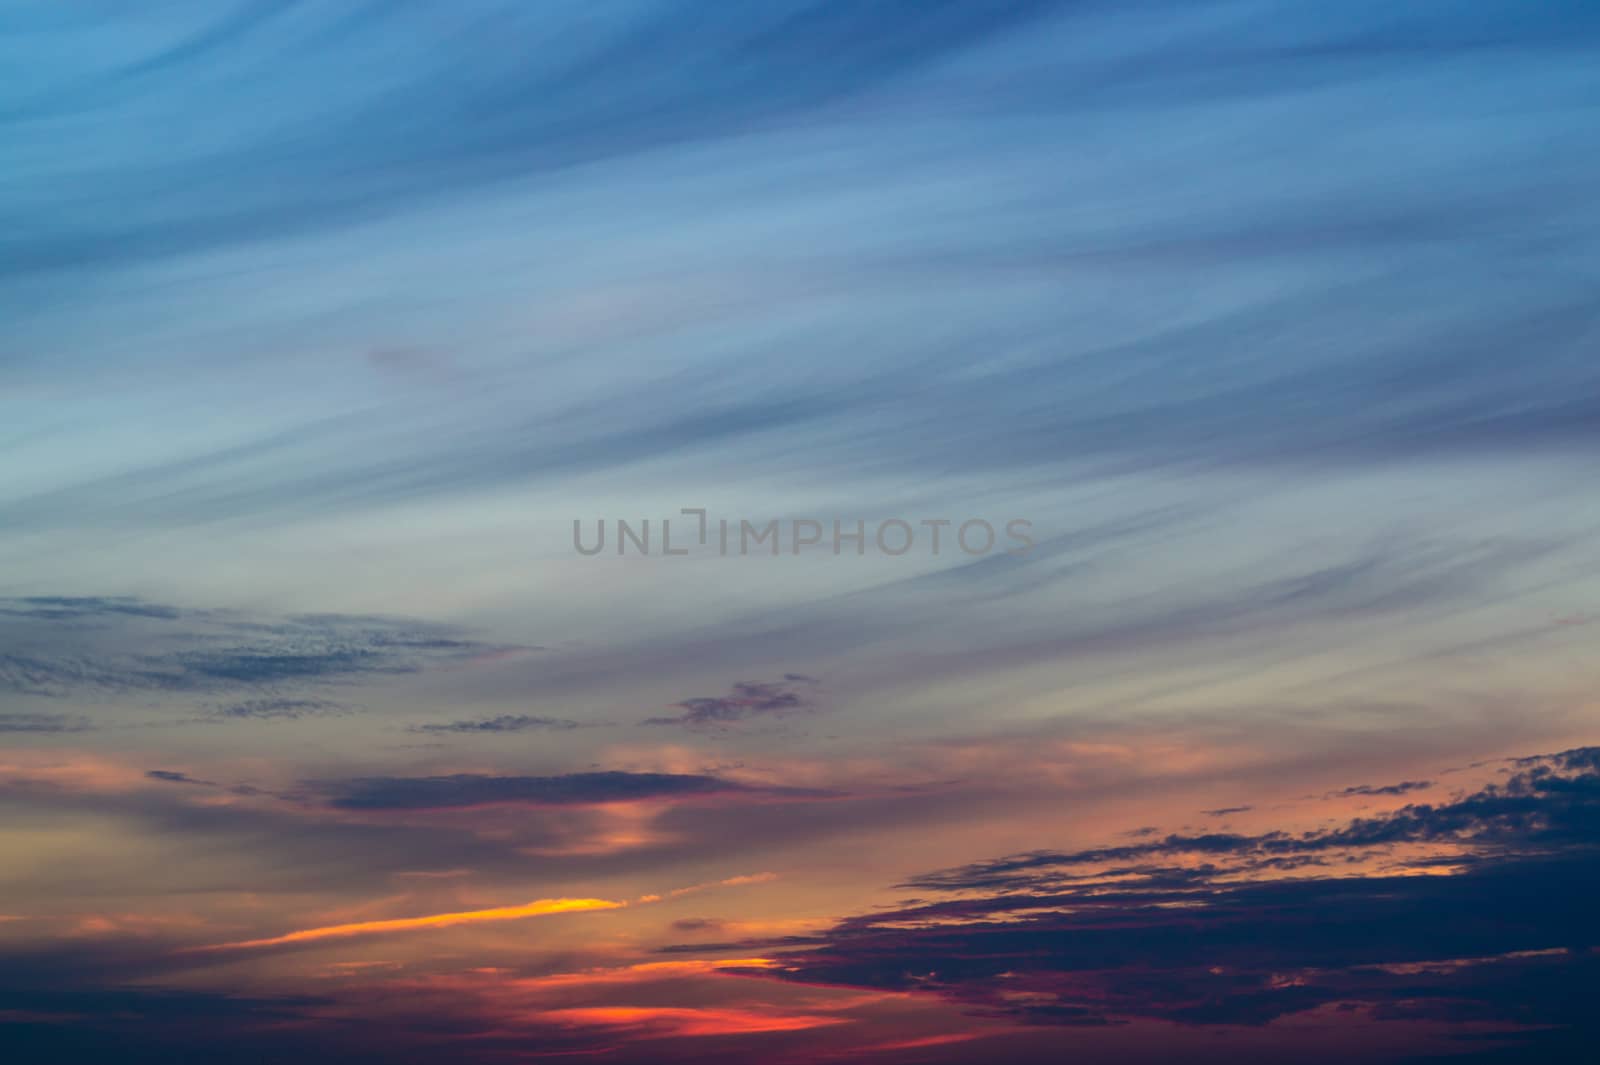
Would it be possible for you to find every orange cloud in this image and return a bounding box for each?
[193,897,623,952]
[665,871,779,898]
[508,957,779,992]
[860,1032,985,1052]
[535,1006,845,1037]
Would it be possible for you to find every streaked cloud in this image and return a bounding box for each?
[409,714,582,735]
[210,698,348,721]
[194,896,624,952]
[0,597,526,700]
[1330,780,1435,799]
[317,771,832,811]
[0,712,92,734]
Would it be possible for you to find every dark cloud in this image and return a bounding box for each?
[1331,780,1434,798]
[141,770,290,804]
[0,597,524,700]
[210,697,348,721]
[1202,805,1252,817]
[0,962,811,1065]
[0,711,92,733]
[0,944,613,1065]
[0,652,173,698]
[764,747,1600,1044]
[408,714,582,735]
[643,676,820,728]
[904,750,1599,892]
[0,596,182,621]
[145,769,212,786]
[318,771,831,811]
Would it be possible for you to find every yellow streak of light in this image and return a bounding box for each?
[192,897,623,952]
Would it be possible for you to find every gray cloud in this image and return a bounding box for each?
[408,714,583,735]
[317,770,833,811]
[0,596,182,621]
[210,698,348,721]
[145,770,213,787]
[1330,779,1434,798]
[643,676,820,729]
[0,711,93,734]
[0,597,526,700]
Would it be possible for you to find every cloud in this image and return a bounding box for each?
[1331,779,1434,798]
[0,597,525,700]
[143,768,285,801]
[408,714,582,734]
[4,2,1600,1061]
[763,746,1600,1043]
[194,896,624,952]
[4,1,1066,279]
[210,698,347,721]
[3,0,1599,591]
[531,1005,843,1038]
[0,712,92,734]
[318,771,830,811]
[144,770,212,787]
[901,750,1596,891]
[0,597,181,621]
[643,676,820,728]
[665,872,780,900]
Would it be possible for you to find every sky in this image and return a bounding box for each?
[2,2,1599,1062]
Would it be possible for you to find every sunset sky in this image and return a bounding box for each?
[3,2,1599,1062]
